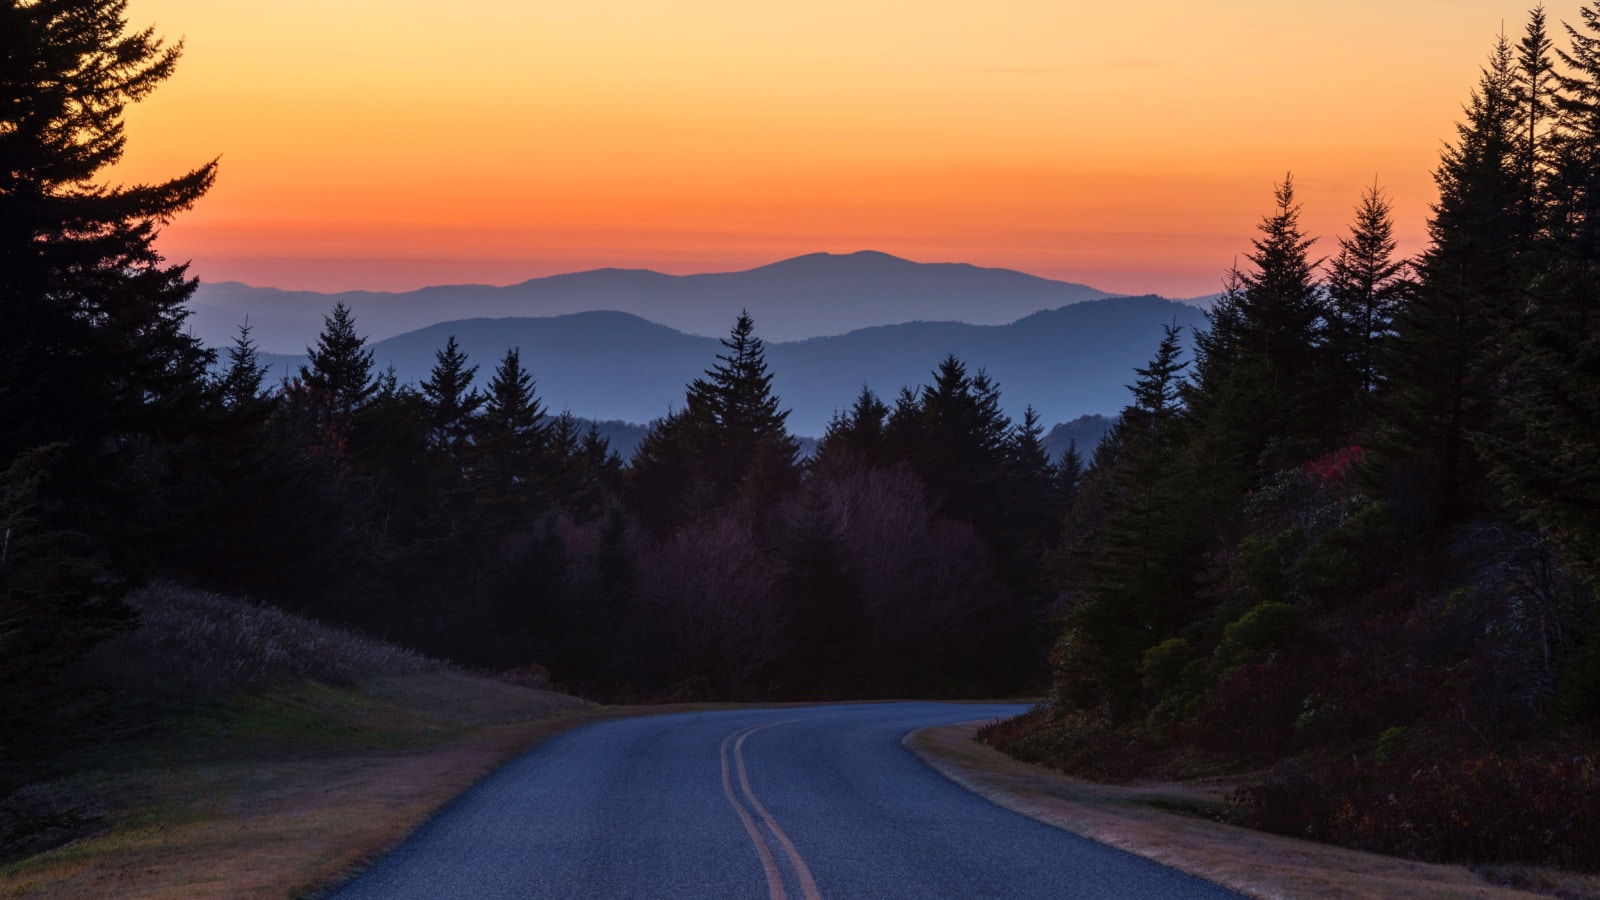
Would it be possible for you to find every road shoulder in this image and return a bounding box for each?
[905,721,1554,900]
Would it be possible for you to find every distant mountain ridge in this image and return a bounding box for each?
[253,296,1207,436]
[186,251,1118,353]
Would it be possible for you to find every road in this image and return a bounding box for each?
[332,703,1241,899]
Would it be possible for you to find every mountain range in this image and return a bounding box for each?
[187,251,1122,352]
[254,296,1207,437]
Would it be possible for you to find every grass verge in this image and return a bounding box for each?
[0,670,600,900]
[906,721,1600,900]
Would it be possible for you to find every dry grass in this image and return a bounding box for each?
[0,671,595,900]
[77,583,443,696]
[0,584,601,899]
[906,721,1600,900]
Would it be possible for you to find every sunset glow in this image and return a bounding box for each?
[117,0,1566,295]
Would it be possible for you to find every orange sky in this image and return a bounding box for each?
[115,0,1572,296]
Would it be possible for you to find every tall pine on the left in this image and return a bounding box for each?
[0,0,216,768]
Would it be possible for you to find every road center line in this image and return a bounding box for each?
[733,722,824,900]
[720,728,786,900]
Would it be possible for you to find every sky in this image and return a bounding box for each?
[115,0,1574,297]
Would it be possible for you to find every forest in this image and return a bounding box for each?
[3,0,1600,876]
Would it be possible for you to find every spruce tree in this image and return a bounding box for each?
[1055,439,1085,508]
[815,385,891,469]
[684,310,800,501]
[475,347,549,514]
[1380,34,1522,523]
[629,312,799,529]
[1324,182,1412,421]
[1232,174,1326,450]
[216,322,272,411]
[1062,324,1199,711]
[0,0,214,741]
[908,355,1011,526]
[1478,4,1600,589]
[1518,4,1559,232]
[0,0,216,464]
[299,302,375,415]
[420,335,483,455]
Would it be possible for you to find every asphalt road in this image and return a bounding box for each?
[332,703,1241,899]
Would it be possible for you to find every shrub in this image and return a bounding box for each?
[1215,602,1302,667]
[1238,746,1600,869]
[79,583,442,697]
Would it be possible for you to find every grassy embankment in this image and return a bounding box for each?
[0,585,596,899]
[909,721,1600,900]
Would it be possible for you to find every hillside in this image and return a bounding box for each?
[187,250,1116,352]
[255,296,1206,436]
[1,584,591,896]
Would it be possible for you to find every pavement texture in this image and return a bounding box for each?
[330,702,1243,899]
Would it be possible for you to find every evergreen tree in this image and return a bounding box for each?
[1055,439,1085,508]
[286,303,376,473]
[0,0,217,464]
[1550,0,1600,319]
[629,312,799,530]
[570,424,624,520]
[1478,4,1600,590]
[216,322,272,411]
[475,347,549,517]
[815,385,891,468]
[1518,5,1559,229]
[905,355,1012,526]
[299,302,375,416]
[1324,182,1412,419]
[684,310,801,502]
[0,0,214,739]
[420,335,483,455]
[1006,405,1060,533]
[0,446,130,772]
[1380,34,1523,524]
[1231,174,1326,451]
[1060,325,1199,711]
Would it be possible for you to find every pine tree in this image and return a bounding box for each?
[684,310,800,501]
[216,322,272,411]
[1060,324,1200,711]
[0,1,213,744]
[0,446,130,770]
[1477,4,1600,589]
[906,355,1012,526]
[1550,0,1600,318]
[1380,33,1523,524]
[815,385,890,469]
[420,335,483,455]
[1324,182,1412,421]
[629,312,799,529]
[287,303,376,471]
[1518,4,1559,231]
[1232,174,1326,450]
[1055,439,1085,507]
[0,0,217,464]
[299,302,375,415]
[475,347,549,515]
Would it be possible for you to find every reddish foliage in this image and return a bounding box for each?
[1303,445,1365,485]
[1239,746,1600,869]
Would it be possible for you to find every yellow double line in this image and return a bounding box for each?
[719,720,823,900]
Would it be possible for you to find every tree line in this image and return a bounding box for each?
[9,1,1600,869]
[1,5,1071,757]
[985,5,1600,869]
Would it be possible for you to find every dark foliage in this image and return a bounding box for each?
[984,8,1600,872]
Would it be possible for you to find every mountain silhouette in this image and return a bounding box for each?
[188,251,1116,353]
[254,296,1206,436]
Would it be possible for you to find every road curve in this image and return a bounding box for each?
[331,703,1240,899]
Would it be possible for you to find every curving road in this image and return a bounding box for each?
[332,703,1241,899]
